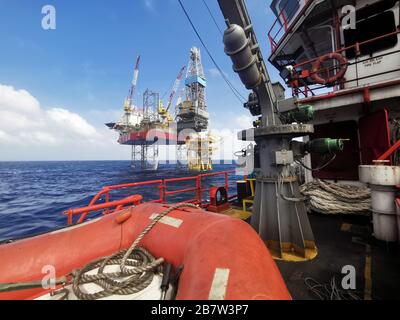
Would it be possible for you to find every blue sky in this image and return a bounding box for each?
[0,0,281,161]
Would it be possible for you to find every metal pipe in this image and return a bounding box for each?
[378,139,400,161]
[70,195,143,225]
[165,188,198,196]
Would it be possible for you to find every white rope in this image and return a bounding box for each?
[300,179,371,215]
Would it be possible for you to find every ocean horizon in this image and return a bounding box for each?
[0,161,238,242]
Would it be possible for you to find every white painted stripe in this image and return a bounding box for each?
[50,217,102,235]
[150,214,183,228]
[208,268,230,300]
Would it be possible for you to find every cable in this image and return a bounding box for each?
[179,0,244,102]
[178,0,246,104]
[201,0,223,36]
[278,171,305,203]
[295,153,337,172]
[305,277,361,300]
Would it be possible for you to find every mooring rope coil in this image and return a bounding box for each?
[59,203,199,300]
[300,179,371,215]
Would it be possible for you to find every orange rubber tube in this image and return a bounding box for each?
[0,203,291,300]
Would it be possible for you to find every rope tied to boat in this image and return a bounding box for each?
[57,203,199,300]
[300,179,371,215]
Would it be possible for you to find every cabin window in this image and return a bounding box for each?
[277,0,300,23]
[343,10,398,59]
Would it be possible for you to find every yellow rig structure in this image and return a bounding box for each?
[186,132,217,171]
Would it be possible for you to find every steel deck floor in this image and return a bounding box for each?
[276,213,400,300]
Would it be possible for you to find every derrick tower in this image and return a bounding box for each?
[176,47,214,171]
[177,47,209,133]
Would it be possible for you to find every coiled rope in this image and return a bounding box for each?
[56,203,199,300]
[300,179,371,215]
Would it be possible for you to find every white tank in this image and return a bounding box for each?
[360,165,400,242]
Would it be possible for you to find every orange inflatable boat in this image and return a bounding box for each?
[0,202,291,300]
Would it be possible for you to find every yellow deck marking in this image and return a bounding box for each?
[221,208,251,220]
[364,244,372,300]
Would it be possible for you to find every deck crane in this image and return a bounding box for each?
[124,55,141,114]
[217,0,345,260]
[174,88,185,119]
[217,0,318,260]
[158,66,186,124]
[106,55,142,131]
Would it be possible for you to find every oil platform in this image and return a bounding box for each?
[176,47,215,171]
[107,47,215,171]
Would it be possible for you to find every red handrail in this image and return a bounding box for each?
[66,195,143,225]
[66,171,238,225]
[164,176,200,204]
[289,29,400,98]
[67,179,163,225]
[293,30,400,70]
[268,0,313,54]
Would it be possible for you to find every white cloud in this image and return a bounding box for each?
[209,68,221,77]
[234,114,253,129]
[0,84,130,160]
[206,111,256,160]
[0,84,102,147]
[210,111,254,132]
[208,68,230,79]
[0,85,40,114]
[46,108,99,140]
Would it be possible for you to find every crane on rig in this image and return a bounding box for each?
[125,55,141,114]
[158,65,186,125]
[106,55,142,132]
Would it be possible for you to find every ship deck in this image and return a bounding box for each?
[275,213,400,300]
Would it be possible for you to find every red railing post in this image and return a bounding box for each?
[104,189,110,215]
[197,176,202,206]
[225,172,229,198]
[160,182,165,203]
[280,11,288,32]
[67,210,73,226]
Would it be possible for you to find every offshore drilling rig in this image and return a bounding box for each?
[176,47,215,171]
[106,56,183,170]
[107,48,215,171]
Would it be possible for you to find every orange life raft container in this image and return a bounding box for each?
[0,203,291,300]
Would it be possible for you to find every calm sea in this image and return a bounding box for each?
[0,161,237,242]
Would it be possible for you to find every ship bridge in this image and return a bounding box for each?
[267,0,400,182]
[268,0,400,104]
